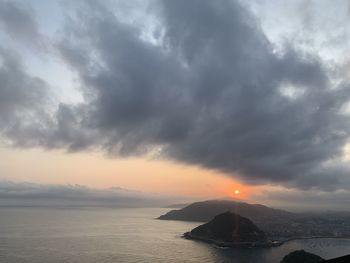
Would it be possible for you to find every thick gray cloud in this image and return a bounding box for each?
[0,1,45,49]
[0,48,49,145]
[0,181,184,207]
[1,0,350,191]
[52,0,350,190]
[0,1,50,146]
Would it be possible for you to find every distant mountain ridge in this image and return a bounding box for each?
[164,203,189,209]
[158,199,295,223]
[0,181,183,208]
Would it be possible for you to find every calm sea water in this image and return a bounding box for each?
[0,207,349,263]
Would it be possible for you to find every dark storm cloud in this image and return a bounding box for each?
[2,0,350,190]
[0,1,45,49]
[52,0,350,190]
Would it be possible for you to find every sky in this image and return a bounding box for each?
[0,0,349,210]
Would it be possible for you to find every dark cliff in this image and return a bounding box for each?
[185,211,266,243]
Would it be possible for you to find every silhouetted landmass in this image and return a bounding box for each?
[159,199,294,222]
[184,212,273,247]
[165,203,189,209]
[159,200,350,238]
[280,250,325,263]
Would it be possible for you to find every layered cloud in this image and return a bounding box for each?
[0,0,350,191]
[0,47,49,146]
[0,1,45,49]
[252,187,350,212]
[0,181,182,207]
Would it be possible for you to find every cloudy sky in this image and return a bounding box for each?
[0,0,349,210]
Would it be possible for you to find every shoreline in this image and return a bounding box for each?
[184,232,350,249]
[183,232,282,248]
[278,236,350,244]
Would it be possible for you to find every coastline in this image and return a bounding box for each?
[183,232,282,248]
[184,232,350,249]
[279,236,350,244]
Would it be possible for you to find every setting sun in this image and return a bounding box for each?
[234,189,240,195]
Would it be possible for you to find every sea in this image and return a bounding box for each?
[0,207,349,263]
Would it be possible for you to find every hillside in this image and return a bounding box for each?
[184,211,266,246]
[158,199,295,223]
[280,250,325,263]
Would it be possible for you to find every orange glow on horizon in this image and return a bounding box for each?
[0,147,265,201]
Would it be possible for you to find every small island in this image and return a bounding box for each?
[184,211,281,248]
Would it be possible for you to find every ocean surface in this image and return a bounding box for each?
[0,207,349,263]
